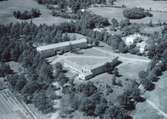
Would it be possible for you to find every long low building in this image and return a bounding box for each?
[56,56,113,80]
[37,38,88,57]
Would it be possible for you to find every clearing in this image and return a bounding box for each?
[0,0,69,25]
[89,6,167,24]
[115,0,167,11]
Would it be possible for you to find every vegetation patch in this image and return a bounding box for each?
[123,7,153,19]
[13,8,41,20]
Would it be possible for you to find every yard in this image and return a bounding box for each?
[0,0,69,25]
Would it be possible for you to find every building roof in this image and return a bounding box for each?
[37,38,87,52]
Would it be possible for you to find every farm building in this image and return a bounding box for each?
[37,38,88,58]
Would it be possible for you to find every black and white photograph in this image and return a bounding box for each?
[0,0,167,119]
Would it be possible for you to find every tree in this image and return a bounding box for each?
[15,74,27,91]
[109,0,116,5]
[79,98,96,116]
[32,90,54,113]
[148,19,153,27]
[141,78,154,91]
[120,19,130,28]
[77,82,97,97]
[111,18,119,28]
[38,62,53,83]
[118,92,135,110]
[21,81,40,95]
[138,70,148,79]
[123,7,152,19]
[0,62,13,77]
[94,97,108,116]
[103,105,129,119]
[54,62,63,77]
[109,35,123,50]
[112,74,117,85]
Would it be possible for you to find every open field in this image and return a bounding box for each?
[89,7,125,22]
[0,89,40,119]
[140,26,164,34]
[89,6,167,24]
[0,0,68,25]
[115,0,167,11]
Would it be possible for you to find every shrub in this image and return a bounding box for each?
[13,9,41,20]
[0,62,13,77]
[52,10,80,19]
[123,7,153,19]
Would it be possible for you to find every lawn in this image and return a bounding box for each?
[132,101,162,119]
[140,26,164,34]
[88,7,125,22]
[0,0,68,25]
[132,71,167,119]
[89,6,167,24]
[115,0,167,11]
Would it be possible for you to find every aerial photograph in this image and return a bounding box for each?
[0,0,167,119]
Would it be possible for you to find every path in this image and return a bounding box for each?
[93,47,150,63]
[147,100,167,118]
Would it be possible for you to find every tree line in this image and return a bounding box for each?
[13,8,41,20]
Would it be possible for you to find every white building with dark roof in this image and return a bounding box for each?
[37,38,88,57]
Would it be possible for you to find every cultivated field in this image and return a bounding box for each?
[0,89,40,119]
[0,0,68,25]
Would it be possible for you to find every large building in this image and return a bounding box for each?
[58,57,112,80]
[37,38,88,57]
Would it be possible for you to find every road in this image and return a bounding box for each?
[93,47,150,63]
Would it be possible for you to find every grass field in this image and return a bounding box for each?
[115,0,167,11]
[140,26,164,34]
[89,6,167,24]
[0,0,68,25]
[89,7,125,22]
[132,71,167,119]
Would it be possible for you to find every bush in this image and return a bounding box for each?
[0,62,13,77]
[81,12,110,29]
[123,7,153,19]
[13,9,41,20]
[52,10,80,19]
[36,0,57,4]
